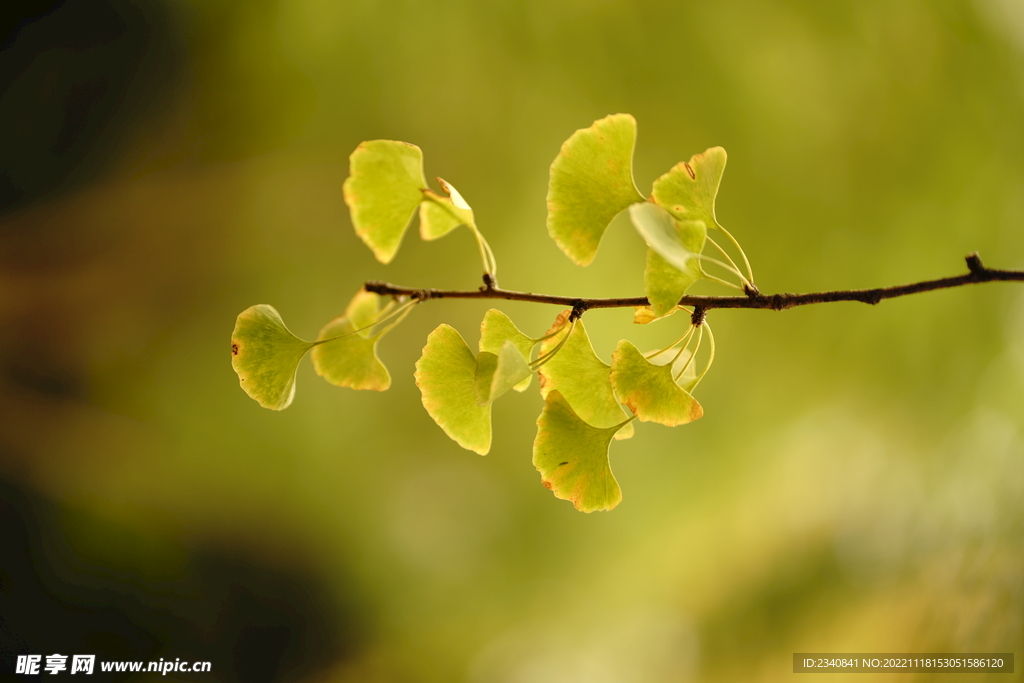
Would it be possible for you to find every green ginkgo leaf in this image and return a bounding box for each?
[610,340,703,426]
[231,304,314,411]
[533,390,629,512]
[643,216,707,316]
[343,140,428,264]
[547,114,645,266]
[651,146,727,230]
[538,310,633,440]
[629,201,703,275]
[479,309,534,391]
[416,324,491,454]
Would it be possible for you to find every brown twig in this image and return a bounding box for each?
[365,253,1024,314]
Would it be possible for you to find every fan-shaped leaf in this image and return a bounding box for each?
[533,390,628,512]
[415,324,491,454]
[547,114,645,266]
[651,146,727,230]
[343,140,427,263]
[610,340,703,426]
[419,178,475,241]
[231,305,314,411]
[479,309,534,391]
[538,311,633,440]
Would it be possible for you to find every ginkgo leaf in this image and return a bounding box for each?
[416,324,491,454]
[610,340,703,426]
[633,305,683,324]
[538,310,633,440]
[629,201,704,275]
[479,309,534,391]
[651,146,727,230]
[343,140,427,263]
[231,304,314,411]
[419,179,475,240]
[547,114,645,266]
[533,390,629,512]
[311,318,390,391]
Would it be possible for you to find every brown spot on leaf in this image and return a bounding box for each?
[231,344,239,355]
[558,461,569,467]
[684,162,696,180]
[542,480,553,490]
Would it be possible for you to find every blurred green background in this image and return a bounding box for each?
[1,0,1023,681]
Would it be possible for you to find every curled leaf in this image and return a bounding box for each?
[231,305,314,410]
[343,140,427,263]
[419,178,475,240]
[547,114,644,266]
[610,340,703,426]
[538,310,633,440]
[533,390,628,512]
[415,324,491,454]
[629,202,703,275]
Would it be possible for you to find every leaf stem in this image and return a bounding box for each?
[714,223,755,284]
[530,320,576,370]
[645,323,695,359]
[312,298,418,346]
[690,322,716,389]
[674,326,702,383]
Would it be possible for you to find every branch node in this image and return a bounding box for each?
[481,273,496,292]
[770,294,786,310]
[414,289,432,302]
[966,252,986,276]
[691,306,707,326]
[569,300,589,322]
[743,283,760,298]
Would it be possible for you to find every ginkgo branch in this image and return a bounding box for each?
[365,253,1024,320]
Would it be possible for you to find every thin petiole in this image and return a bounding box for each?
[715,223,754,283]
[706,236,744,280]
[530,319,575,370]
[531,320,569,344]
[645,324,695,360]
[311,298,418,346]
[674,325,703,383]
[690,322,716,389]
[373,299,419,340]
[695,254,748,285]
